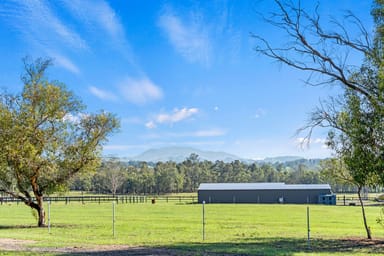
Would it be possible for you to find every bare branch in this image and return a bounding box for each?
[252,0,373,101]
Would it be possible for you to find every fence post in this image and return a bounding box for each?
[112,201,116,238]
[307,206,311,250]
[202,201,206,241]
[48,200,51,234]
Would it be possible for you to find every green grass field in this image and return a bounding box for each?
[1,201,384,255]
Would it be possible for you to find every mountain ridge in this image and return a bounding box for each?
[128,146,242,163]
[122,146,323,164]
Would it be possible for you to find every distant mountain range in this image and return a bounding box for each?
[122,146,322,165]
[261,156,305,163]
[127,146,242,163]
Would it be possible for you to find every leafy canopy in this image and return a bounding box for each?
[0,57,119,199]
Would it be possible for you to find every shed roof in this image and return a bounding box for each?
[198,183,331,191]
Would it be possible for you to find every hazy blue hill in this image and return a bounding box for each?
[121,147,326,170]
[283,158,323,171]
[261,156,305,163]
[129,146,243,163]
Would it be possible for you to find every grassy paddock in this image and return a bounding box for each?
[0,201,384,255]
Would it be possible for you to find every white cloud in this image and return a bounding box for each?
[252,108,267,119]
[89,86,117,101]
[145,121,157,129]
[119,77,163,105]
[158,9,212,66]
[50,53,80,74]
[146,107,199,128]
[63,113,88,124]
[156,108,199,124]
[314,138,327,144]
[295,137,327,147]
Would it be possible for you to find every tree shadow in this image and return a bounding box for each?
[55,247,189,256]
[167,237,384,256]
[44,237,384,256]
[0,224,78,229]
[0,225,38,229]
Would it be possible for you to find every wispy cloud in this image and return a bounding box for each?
[63,113,88,124]
[252,108,267,119]
[158,8,212,66]
[89,86,118,101]
[62,0,136,65]
[0,0,86,76]
[119,77,163,105]
[143,129,227,140]
[156,108,199,123]
[296,137,328,148]
[146,107,199,128]
[145,121,157,129]
[0,1,87,50]
[193,129,226,137]
[104,144,148,151]
[144,128,225,138]
[49,52,80,74]
[62,0,124,41]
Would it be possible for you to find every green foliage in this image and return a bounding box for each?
[78,155,327,195]
[0,57,119,226]
[252,0,384,240]
[93,158,127,195]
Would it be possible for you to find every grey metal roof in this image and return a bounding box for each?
[198,183,331,191]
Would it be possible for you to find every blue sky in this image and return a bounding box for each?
[0,0,373,159]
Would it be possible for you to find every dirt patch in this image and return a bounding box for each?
[0,239,189,255]
[2,237,383,255]
[312,237,384,254]
[0,238,35,251]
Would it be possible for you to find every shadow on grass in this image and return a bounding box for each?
[168,237,384,256]
[46,237,384,256]
[0,224,78,229]
[0,225,38,229]
[55,247,187,256]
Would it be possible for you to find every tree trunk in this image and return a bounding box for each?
[33,193,46,227]
[37,204,46,227]
[31,177,46,227]
[24,196,45,227]
[358,186,372,239]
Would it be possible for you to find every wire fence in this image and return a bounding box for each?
[1,194,383,206]
[0,195,198,205]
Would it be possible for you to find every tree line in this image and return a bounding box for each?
[69,154,358,195]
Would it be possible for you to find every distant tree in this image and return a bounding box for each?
[97,159,127,195]
[0,58,119,227]
[181,154,202,192]
[70,172,93,192]
[319,158,355,192]
[253,0,383,239]
[139,163,156,194]
[154,162,178,194]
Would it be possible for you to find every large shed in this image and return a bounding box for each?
[197,183,333,204]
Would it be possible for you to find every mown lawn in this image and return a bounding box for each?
[0,201,384,255]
